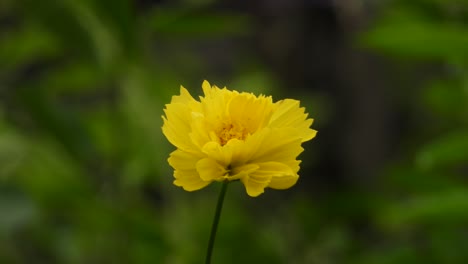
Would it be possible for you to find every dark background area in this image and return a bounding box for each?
[1,0,467,263]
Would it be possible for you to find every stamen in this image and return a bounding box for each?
[218,123,247,145]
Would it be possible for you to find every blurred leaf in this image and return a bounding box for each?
[16,80,100,167]
[416,130,468,170]
[20,0,120,67]
[428,228,468,263]
[378,189,468,229]
[119,65,171,187]
[19,0,94,56]
[422,79,468,118]
[86,0,136,55]
[0,25,60,71]
[0,192,37,234]
[423,0,468,7]
[82,108,118,161]
[62,0,121,67]
[42,62,107,93]
[302,226,349,264]
[16,140,92,207]
[148,9,250,36]
[354,245,421,264]
[360,10,468,60]
[385,165,462,193]
[0,127,25,178]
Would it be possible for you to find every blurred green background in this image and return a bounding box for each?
[1,0,467,263]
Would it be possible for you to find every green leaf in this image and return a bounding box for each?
[0,192,37,234]
[86,0,136,55]
[147,9,251,36]
[416,130,468,170]
[378,189,468,229]
[360,10,468,60]
[19,0,120,67]
[422,79,468,118]
[41,62,107,93]
[385,165,460,193]
[15,140,92,207]
[0,25,60,71]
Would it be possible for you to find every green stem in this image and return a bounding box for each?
[205,181,229,264]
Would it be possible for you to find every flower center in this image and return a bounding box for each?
[218,123,247,145]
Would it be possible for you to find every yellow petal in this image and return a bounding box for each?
[240,161,298,195]
[200,82,235,126]
[250,162,299,189]
[228,93,273,133]
[162,102,196,152]
[269,99,317,142]
[230,163,259,181]
[253,161,299,190]
[196,158,227,181]
[241,173,271,197]
[201,141,233,167]
[254,161,294,176]
[245,128,304,164]
[268,175,299,189]
[162,87,204,152]
[168,149,203,171]
[189,112,213,149]
[169,150,209,190]
[202,80,212,96]
[172,86,199,108]
[173,169,210,191]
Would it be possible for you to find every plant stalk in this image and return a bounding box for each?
[205,181,229,264]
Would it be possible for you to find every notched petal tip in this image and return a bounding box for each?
[302,128,318,142]
[202,80,211,91]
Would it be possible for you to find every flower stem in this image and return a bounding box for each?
[205,181,229,264]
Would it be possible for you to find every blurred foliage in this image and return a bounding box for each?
[360,0,468,263]
[0,0,467,263]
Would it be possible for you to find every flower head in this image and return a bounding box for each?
[162,81,317,197]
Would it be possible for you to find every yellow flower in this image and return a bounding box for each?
[162,80,317,197]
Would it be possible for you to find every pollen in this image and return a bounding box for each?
[218,123,247,145]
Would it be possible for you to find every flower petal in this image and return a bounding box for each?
[200,81,233,125]
[172,86,200,109]
[246,128,305,163]
[196,158,227,181]
[228,93,273,133]
[241,174,271,197]
[201,141,233,167]
[230,163,259,181]
[240,161,298,196]
[269,175,299,189]
[173,169,210,191]
[202,80,212,95]
[162,103,193,151]
[189,112,214,149]
[269,99,317,142]
[255,161,299,189]
[169,150,210,190]
[168,149,203,171]
[162,87,204,152]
